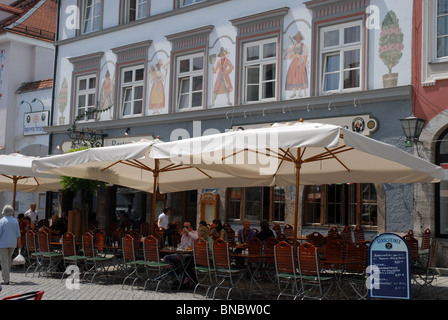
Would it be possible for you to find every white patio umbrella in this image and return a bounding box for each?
[149,121,444,245]
[0,153,62,210]
[32,140,272,230]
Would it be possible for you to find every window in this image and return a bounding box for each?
[120,66,144,117]
[176,53,204,111]
[303,183,377,227]
[82,0,102,34]
[123,0,149,22]
[436,129,448,238]
[437,0,448,58]
[320,21,362,94]
[180,0,206,7]
[227,187,285,222]
[75,75,97,122]
[243,38,278,103]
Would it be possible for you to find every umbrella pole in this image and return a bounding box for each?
[13,177,18,211]
[293,149,302,253]
[150,159,159,235]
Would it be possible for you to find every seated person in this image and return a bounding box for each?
[45,214,68,239]
[257,219,275,241]
[163,221,198,288]
[237,219,257,247]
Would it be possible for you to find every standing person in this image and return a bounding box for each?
[0,205,22,285]
[24,203,38,224]
[158,206,171,229]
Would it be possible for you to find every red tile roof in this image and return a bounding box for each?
[16,78,53,93]
[0,0,57,42]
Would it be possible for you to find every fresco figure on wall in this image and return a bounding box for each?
[58,78,68,125]
[285,31,309,98]
[98,70,115,120]
[210,47,234,107]
[149,59,168,114]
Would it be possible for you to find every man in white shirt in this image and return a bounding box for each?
[157,206,171,229]
[24,203,38,224]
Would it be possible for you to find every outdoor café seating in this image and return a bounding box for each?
[25,230,43,277]
[212,238,245,300]
[142,235,175,292]
[192,237,215,298]
[61,232,86,282]
[82,232,114,284]
[274,241,300,300]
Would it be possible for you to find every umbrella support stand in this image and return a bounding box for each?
[293,149,302,253]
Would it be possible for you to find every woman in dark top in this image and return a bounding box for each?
[257,219,275,241]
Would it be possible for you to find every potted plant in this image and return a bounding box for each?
[379,10,404,88]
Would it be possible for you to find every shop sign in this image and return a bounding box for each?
[368,233,411,299]
[24,111,50,136]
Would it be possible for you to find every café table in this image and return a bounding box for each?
[160,247,196,291]
[230,249,274,299]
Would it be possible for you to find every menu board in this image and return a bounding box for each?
[368,233,411,299]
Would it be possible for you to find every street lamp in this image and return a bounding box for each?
[399,115,426,147]
[31,98,45,111]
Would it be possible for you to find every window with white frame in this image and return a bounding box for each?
[176,53,204,111]
[82,0,102,34]
[120,65,144,117]
[243,38,278,103]
[437,0,448,58]
[180,0,206,7]
[76,75,97,122]
[123,0,149,22]
[320,21,362,94]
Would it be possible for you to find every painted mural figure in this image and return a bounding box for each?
[98,70,114,120]
[210,47,234,107]
[149,59,168,114]
[285,31,309,98]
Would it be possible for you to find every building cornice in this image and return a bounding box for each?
[45,85,412,134]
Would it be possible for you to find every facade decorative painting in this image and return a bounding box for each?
[379,10,404,88]
[148,58,169,114]
[284,30,309,98]
[210,47,234,107]
[98,67,115,120]
[58,77,68,125]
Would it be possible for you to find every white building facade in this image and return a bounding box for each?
[49,0,435,252]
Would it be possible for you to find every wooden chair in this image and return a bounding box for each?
[321,241,346,271]
[94,230,106,254]
[274,241,300,300]
[421,228,431,250]
[340,226,353,245]
[262,237,279,284]
[283,224,294,238]
[343,242,369,300]
[246,237,265,298]
[192,237,215,298]
[153,227,165,247]
[307,232,325,247]
[140,221,150,237]
[211,239,245,300]
[25,230,43,277]
[82,232,113,284]
[353,225,365,242]
[404,234,419,265]
[121,234,146,290]
[61,232,86,281]
[297,242,335,300]
[37,230,62,277]
[142,235,174,292]
[272,223,282,237]
[411,240,438,298]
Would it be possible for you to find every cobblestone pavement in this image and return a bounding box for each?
[0,266,447,301]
